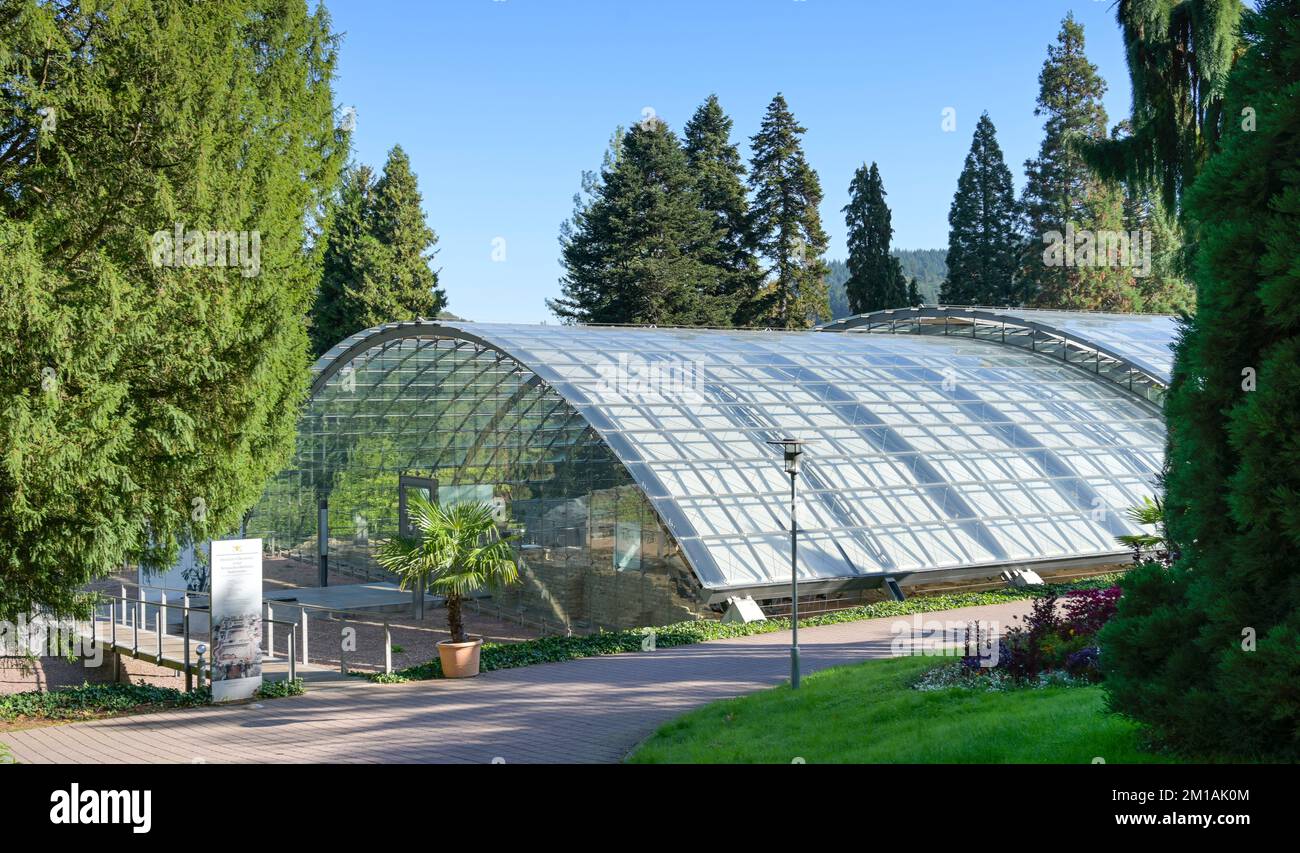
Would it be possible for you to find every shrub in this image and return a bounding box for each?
[1061,586,1122,636]
[961,586,1121,685]
[256,678,304,699]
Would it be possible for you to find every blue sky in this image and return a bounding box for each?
[327,0,1134,323]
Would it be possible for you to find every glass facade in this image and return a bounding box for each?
[249,318,1168,630]
[246,331,712,632]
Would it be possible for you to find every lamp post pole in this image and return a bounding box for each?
[789,463,800,689]
[768,437,809,690]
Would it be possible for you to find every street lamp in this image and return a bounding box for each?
[767,437,810,689]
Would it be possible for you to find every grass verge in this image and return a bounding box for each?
[368,574,1120,683]
[627,654,1173,763]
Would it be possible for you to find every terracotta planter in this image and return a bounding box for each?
[437,637,483,678]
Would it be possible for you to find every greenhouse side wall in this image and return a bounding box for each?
[246,334,714,633]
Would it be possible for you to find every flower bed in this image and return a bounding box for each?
[915,586,1122,691]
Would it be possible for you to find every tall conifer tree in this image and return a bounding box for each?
[683,95,759,326]
[0,0,345,618]
[311,164,378,354]
[843,162,908,313]
[369,146,444,317]
[1082,0,1245,214]
[940,114,1022,306]
[549,117,723,325]
[745,94,830,327]
[310,146,444,354]
[1022,14,1136,310]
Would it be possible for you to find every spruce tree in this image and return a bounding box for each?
[1022,14,1137,310]
[0,0,345,619]
[549,117,724,325]
[844,162,908,313]
[1100,0,1300,760]
[310,164,379,355]
[369,146,445,321]
[683,95,759,326]
[310,147,444,354]
[745,94,830,328]
[940,114,1022,306]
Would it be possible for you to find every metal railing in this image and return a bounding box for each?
[90,587,298,691]
[275,599,399,676]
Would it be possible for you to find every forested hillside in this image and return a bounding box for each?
[825,250,946,319]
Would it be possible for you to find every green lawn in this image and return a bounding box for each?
[628,655,1174,764]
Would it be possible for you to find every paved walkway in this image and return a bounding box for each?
[0,600,1030,764]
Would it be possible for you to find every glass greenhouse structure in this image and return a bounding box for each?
[247,309,1176,632]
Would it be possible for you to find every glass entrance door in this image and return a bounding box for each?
[397,474,437,617]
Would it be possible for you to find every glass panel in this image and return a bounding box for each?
[249,320,1167,624]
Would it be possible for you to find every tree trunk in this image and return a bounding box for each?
[446,592,466,643]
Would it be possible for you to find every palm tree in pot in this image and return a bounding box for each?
[377,495,519,677]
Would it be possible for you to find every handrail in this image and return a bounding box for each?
[89,589,300,688]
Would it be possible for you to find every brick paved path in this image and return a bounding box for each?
[0,600,1030,764]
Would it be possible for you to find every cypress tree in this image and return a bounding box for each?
[549,117,723,325]
[0,0,345,619]
[1112,118,1196,313]
[683,95,760,326]
[745,94,830,328]
[940,114,1022,306]
[1082,0,1245,214]
[843,162,908,313]
[1022,14,1137,310]
[1100,0,1300,760]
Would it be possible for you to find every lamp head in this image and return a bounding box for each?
[766,437,811,475]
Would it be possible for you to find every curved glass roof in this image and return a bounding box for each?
[1001,309,1178,382]
[312,321,1165,592]
[817,307,1180,413]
